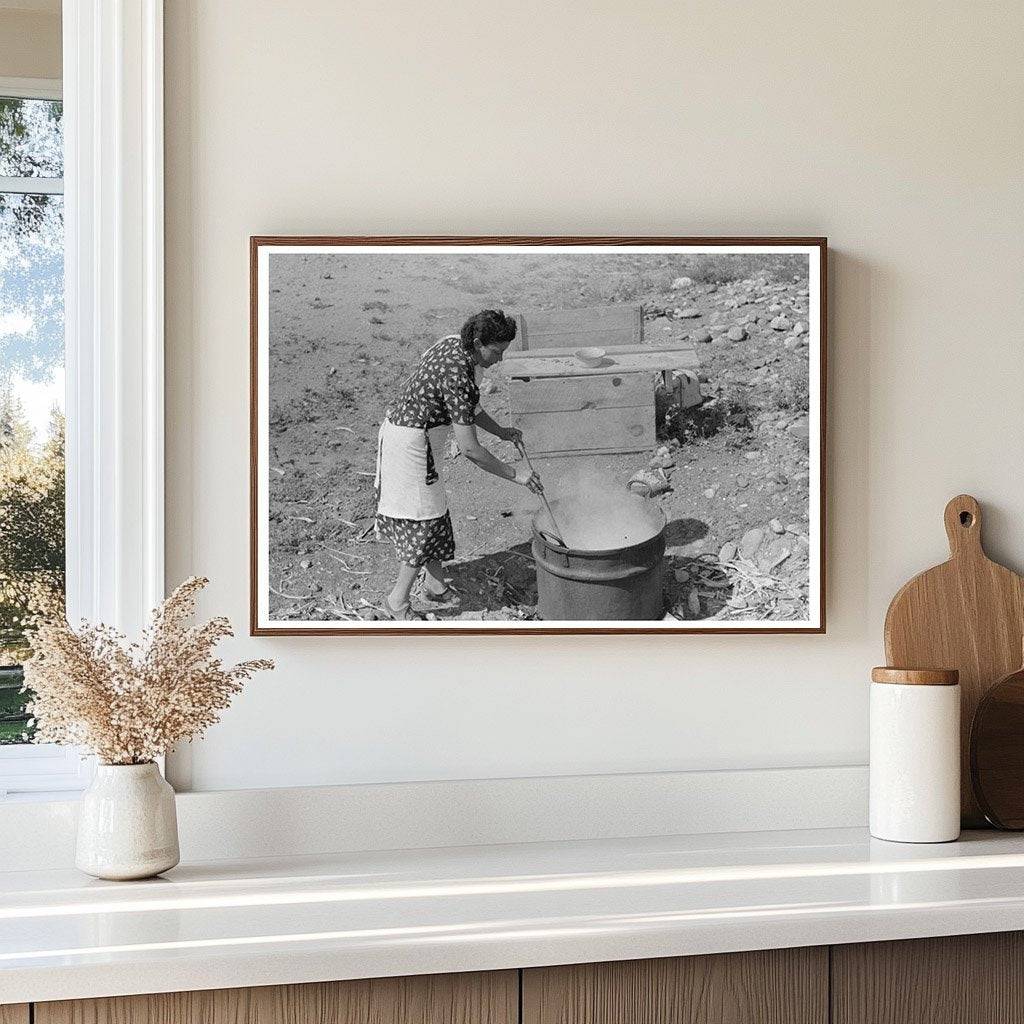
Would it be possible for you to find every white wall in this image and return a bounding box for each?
[164,0,1024,792]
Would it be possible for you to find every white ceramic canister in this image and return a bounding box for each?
[869,667,961,843]
[76,762,180,880]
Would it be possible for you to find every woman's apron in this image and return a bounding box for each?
[374,335,474,521]
[375,420,451,520]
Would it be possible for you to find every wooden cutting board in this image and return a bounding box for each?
[884,494,1024,826]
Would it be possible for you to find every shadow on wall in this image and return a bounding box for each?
[827,250,871,633]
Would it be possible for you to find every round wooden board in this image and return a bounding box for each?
[970,664,1024,829]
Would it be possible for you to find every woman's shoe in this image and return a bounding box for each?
[419,585,462,608]
[379,597,424,621]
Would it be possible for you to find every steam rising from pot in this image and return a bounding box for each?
[536,468,664,551]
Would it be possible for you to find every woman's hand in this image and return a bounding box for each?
[500,425,524,448]
[514,465,544,494]
[454,422,542,492]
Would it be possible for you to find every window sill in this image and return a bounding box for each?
[0,744,93,799]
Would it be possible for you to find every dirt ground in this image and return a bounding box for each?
[266,251,813,623]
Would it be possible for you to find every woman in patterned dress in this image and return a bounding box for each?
[375,309,542,620]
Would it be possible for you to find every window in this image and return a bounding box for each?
[0,5,166,798]
[0,80,83,797]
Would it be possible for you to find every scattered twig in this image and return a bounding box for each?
[327,554,371,575]
[323,596,361,621]
[285,515,314,524]
[712,556,806,621]
[327,548,368,560]
[667,551,806,623]
[503,551,534,565]
[270,584,315,601]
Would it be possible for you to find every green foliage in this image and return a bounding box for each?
[0,96,63,178]
[0,406,65,577]
[0,190,55,245]
[0,666,30,744]
[0,97,62,238]
[0,396,65,742]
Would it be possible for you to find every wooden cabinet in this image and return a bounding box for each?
[832,932,1024,1024]
[34,971,517,1024]
[522,948,828,1024]
[23,932,1024,1024]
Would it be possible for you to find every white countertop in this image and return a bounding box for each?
[4,826,1024,1004]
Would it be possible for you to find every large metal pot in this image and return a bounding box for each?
[531,511,666,621]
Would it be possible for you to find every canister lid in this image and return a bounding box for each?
[871,667,959,686]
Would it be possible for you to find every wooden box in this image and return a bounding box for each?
[502,306,698,458]
[509,371,654,457]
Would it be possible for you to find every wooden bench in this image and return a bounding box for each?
[502,306,699,458]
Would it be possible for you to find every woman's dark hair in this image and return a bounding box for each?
[460,309,516,355]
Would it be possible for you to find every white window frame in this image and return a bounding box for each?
[0,0,165,799]
[0,77,61,101]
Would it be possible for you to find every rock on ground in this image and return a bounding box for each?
[787,417,810,439]
[739,528,765,559]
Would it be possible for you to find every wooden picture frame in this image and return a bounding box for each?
[251,237,827,635]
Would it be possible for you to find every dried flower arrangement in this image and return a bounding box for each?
[23,577,273,765]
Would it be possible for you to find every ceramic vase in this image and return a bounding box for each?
[76,762,180,880]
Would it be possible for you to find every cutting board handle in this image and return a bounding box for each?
[944,494,983,558]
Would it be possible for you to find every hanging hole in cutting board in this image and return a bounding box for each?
[960,511,974,527]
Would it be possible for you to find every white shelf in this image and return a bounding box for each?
[4,827,1024,1004]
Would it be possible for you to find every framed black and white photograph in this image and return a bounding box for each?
[250,237,826,634]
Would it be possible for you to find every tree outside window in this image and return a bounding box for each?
[0,94,65,745]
